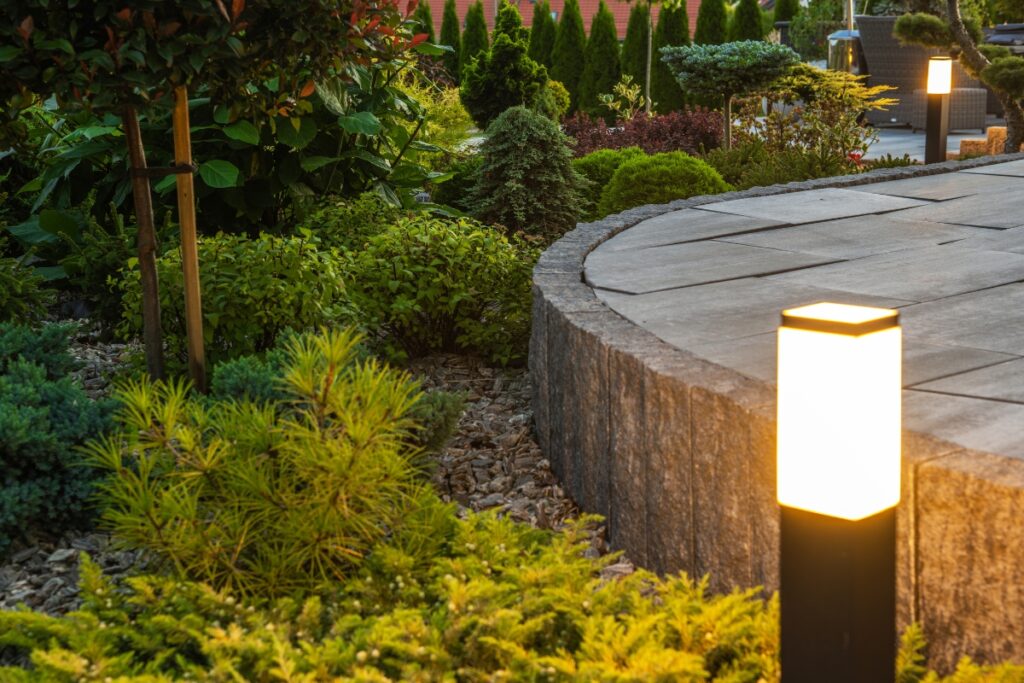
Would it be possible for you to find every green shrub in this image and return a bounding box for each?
[0,242,54,326]
[621,3,651,89]
[411,0,436,43]
[573,147,645,219]
[598,151,730,216]
[551,0,588,111]
[734,148,852,188]
[116,231,350,366]
[773,0,801,23]
[430,154,484,211]
[493,0,527,43]
[865,153,918,170]
[461,1,490,76]
[343,215,536,365]
[440,0,461,80]
[578,1,622,118]
[460,33,549,130]
[0,324,114,555]
[85,328,450,597]
[703,139,769,186]
[652,3,691,113]
[694,0,728,45]
[472,106,588,239]
[295,193,405,252]
[730,0,766,40]
[528,0,557,68]
[534,79,572,122]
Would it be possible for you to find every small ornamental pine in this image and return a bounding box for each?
[461,1,490,74]
[551,0,588,112]
[440,0,462,80]
[472,106,588,238]
[730,0,766,41]
[652,2,691,113]
[412,0,437,43]
[579,1,622,118]
[773,0,801,23]
[694,0,728,45]
[529,0,557,67]
[494,0,526,42]
[621,3,651,89]
[460,34,549,129]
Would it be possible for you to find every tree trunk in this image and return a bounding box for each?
[946,0,1024,152]
[122,106,164,381]
[645,3,653,115]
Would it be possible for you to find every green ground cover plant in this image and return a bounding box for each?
[598,151,730,217]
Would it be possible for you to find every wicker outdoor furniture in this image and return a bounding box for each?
[855,15,987,131]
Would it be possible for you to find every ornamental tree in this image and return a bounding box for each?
[412,0,437,43]
[694,0,728,44]
[661,40,799,147]
[652,2,690,112]
[529,0,557,67]
[494,0,526,43]
[730,0,766,41]
[461,1,489,74]
[773,0,801,23]
[579,1,622,118]
[460,34,548,128]
[440,0,462,80]
[551,0,587,112]
[622,3,651,88]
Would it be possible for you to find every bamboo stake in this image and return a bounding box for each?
[172,85,207,392]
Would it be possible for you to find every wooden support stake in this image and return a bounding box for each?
[172,85,207,392]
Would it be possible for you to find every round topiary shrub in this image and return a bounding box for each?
[597,151,731,217]
[572,147,645,219]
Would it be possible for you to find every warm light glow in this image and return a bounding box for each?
[927,56,953,95]
[777,303,901,521]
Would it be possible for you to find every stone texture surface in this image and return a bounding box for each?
[914,357,1024,403]
[896,190,1024,229]
[961,158,1024,176]
[950,225,1024,253]
[848,171,1024,200]
[531,154,1024,671]
[597,209,784,252]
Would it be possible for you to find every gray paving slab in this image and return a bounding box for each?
[913,357,1024,403]
[697,188,928,224]
[894,191,1024,229]
[685,333,1017,387]
[847,172,1024,201]
[584,240,837,294]
[947,226,1024,253]
[596,209,785,252]
[717,215,983,259]
[898,283,1024,355]
[903,390,1024,458]
[960,159,1024,177]
[597,277,914,348]
[768,245,1024,302]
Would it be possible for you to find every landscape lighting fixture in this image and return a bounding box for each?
[925,56,952,164]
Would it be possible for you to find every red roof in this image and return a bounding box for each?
[425,0,701,40]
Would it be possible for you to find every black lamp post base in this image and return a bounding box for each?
[925,93,950,164]
[780,505,896,683]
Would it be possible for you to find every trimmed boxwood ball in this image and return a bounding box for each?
[573,147,644,219]
[597,151,730,217]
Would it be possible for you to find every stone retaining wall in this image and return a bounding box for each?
[530,154,1024,671]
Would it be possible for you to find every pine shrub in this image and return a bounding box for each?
[621,3,651,89]
[534,79,572,121]
[412,0,436,42]
[730,0,766,41]
[440,0,462,80]
[598,151,730,216]
[694,0,728,44]
[551,0,587,112]
[578,1,622,118]
[461,1,489,75]
[343,214,537,364]
[472,106,588,239]
[652,3,691,112]
[493,0,526,42]
[116,232,350,366]
[0,249,54,326]
[460,33,549,129]
[528,0,557,67]
[0,323,115,555]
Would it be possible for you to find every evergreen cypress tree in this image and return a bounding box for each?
[621,3,650,87]
[729,0,765,40]
[528,0,557,68]
[773,0,800,22]
[494,0,526,42]
[579,1,622,118]
[412,0,436,43]
[652,2,690,112]
[461,1,490,74]
[693,0,728,44]
[551,0,587,112]
[440,0,461,81]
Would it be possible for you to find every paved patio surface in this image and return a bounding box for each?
[868,117,1004,161]
[585,159,1024,459]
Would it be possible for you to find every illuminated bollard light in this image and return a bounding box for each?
[777,302,901,683]
[925,56,952,164]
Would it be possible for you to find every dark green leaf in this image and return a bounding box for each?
[337,111,382,136]
[299,156,339,172]
[223,120,260,145]
[199,160,241,188]
[276,117,317,149]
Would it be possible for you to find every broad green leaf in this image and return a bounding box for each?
[276,117,317,149]
[414,42,451,56]
[199,160,241,188]
[300,156,339,172]
[337,111,382,136]
[154,175,177,193]
[213,105,231,124]
[34,265,67,281]
[39,209,82,240]
[0,46,23,62]
[410,140,444,153]
[6,216,54,245]
[223,120,259,145]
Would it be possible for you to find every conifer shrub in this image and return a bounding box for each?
[342,215,536,364]
[652,3,692,113]
[85,328,451,597]
[694,0,728,45]
[116,232,350,366]
[773,0,801,22]
[440,0,462,80]
[460,33,549,129]
[598,151,730,216]
[730,0,767,41]
[534,79,572,121]
[0,323,115,555]
[528,0,557,67]
[461,1,490,75]
[493,0,526,42]
[412,0,436,43]
[472,106,588,239]
[551,0,588,111]
[573,147,645,218]
[578,1,622,118]
[430,154,484,211]
[0,244,54,325]
[621,3,651,88]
